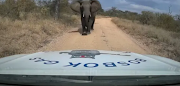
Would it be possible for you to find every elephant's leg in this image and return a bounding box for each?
[82,24,86,35]
[85,26,90,34]
[82,27,87,35]
[82,28,87,35]
[91,16,95,30]
[87,21,92,34]
[81,17,87,35]
[87,27,90,34]
[82,26,88,35]
[91,20,95,30]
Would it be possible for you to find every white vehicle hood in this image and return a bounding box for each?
[0,50,180,76]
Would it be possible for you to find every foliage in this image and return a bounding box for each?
[0,0,19,19]
[102,7,140,21]
[0,0,73,20]
[139,11,155,25]
[102,7,180,32]
[0,0,179,32]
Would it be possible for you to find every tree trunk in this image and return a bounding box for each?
[54,0,60,20]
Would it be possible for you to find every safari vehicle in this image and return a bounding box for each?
[0,50,180,86]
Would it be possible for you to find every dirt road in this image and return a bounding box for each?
[38,18,150,54]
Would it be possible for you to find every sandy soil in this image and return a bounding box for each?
[37,18,151,54]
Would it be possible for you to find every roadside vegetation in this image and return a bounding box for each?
[0,0,79,58]
[1,0,180,62]
[101,7,180,61]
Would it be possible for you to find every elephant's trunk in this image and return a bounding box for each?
[83,11,91,27]
[85,14,89,27]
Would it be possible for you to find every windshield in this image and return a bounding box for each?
[0,0,180,86]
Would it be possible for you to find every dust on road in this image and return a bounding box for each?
[38,18,150,54]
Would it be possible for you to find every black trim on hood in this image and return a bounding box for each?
[0,74,180,86]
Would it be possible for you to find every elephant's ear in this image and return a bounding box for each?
[91,0,102,13]
[70,0,82,13]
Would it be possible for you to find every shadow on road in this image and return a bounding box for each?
[68,27,82,35]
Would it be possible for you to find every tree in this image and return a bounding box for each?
[16,0,36,19]
[158,13,175,30]
[175,14,180,21]
[105,7,119,17]
[0,0,37,19]
[54,0,60,20]
[168,5,172,15]
[97,8,104,15]
[0,0,19,19]
[49,0,71,20]
[139,11,154,25]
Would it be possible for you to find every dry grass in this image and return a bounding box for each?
[0,13,79,58]
[112,17,180,61]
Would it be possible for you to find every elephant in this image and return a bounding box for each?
[70,0,102,35]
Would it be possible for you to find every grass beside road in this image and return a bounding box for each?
[112,17,180,62]
[0,13,79,58]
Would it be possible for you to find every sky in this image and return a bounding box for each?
[98,0,180,15]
